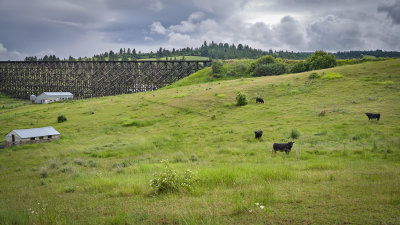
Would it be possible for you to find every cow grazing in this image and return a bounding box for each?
[273,142,295,154]
[256,97,264,103]
[365,113,380,121]
[254,130,263,139]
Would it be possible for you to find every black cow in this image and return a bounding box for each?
[365,113,380,121]
[254,130,263,139]
[256,97,264,103]
[273,142,295,154]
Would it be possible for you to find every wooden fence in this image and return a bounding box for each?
[0,60,211,99]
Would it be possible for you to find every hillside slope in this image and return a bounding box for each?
[0,59,400,224]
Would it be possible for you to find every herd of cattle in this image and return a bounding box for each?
[253,97,381,155]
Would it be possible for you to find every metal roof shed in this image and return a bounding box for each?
[32,92,73,104]
[5,126,61,147]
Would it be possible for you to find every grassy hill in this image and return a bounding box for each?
[0,59,400,224]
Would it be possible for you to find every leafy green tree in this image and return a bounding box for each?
[212,60,224,74]
[306,51,336,70]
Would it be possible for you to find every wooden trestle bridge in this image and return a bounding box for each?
[0,60,211,99]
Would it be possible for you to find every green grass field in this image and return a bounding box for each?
[0,59,399,224]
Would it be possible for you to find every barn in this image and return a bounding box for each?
[30,92,73,104]
[5,126,60,147]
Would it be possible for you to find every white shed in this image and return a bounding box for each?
[5,126,60,147]
[31,92,73,104]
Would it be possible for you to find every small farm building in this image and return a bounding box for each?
[5,126,60,147]
[30,92,73,104]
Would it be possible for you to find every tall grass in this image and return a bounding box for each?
[0,59,399,224]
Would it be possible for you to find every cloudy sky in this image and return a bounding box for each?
[1,0,400,60]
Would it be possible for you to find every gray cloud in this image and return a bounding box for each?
[307,15,366,51]
[0,0,399,60]
[0,42,25,60]
[378,0,400,24]
[276,16,306,49]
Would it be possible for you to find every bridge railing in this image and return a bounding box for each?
[0,60,211,99]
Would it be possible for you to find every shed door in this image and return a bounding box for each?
[12,135,15,143]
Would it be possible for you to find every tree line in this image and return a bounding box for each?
[23,41,400,61]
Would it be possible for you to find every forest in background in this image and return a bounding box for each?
[22,41,400,62]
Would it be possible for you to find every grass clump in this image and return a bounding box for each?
[64,186,76,193]
[318,110,327,117]
[88,160,97,167]
[73,158,84,166]
[150,160,197,194]
[290,129,300,139]
[236,92,248,106]
[173,151,188,163]
[49,159,59,169]
[308,72,321,79]
[39,167,48,178]
[112,161,129,168]
[190,153,199,162]
[122,119,155,127]
[57,115,67,123]
[374,81,395,86]
[59,166,72,173]
[322,72,343,80]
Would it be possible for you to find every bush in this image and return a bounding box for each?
[306,51,336,70]
[290,61,308,73]
[252,63,288,77]
[150,160,197,194]
[256,55,275,64]
[212,60,224,74]
[247,55,275,74]
[290,129,300,139]
[236,92,248,106]
[57,115,67,123]
[308,72,321,79]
